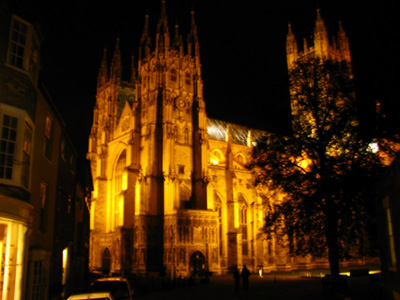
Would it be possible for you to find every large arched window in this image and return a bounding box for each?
[114,150,126,227]
[210,149,224,165]
[214,193,223,256]
[238,195,248,256]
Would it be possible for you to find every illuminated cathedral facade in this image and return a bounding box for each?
[87,3,356,276]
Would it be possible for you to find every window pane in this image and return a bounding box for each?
[0,115,17,180]
[2,128,9,139]
[8,19,27,69]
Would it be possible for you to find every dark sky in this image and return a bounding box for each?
[11,0,399,156]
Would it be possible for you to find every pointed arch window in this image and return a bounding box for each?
[113,150,126,227]
[184,128,189,144]
[239,195,248,256]
[170,67,177,82]
[214,193,223,256]
[235,153,245,164]
[115,150,126,195]
[210,149,224,165]
[185,72,191,85]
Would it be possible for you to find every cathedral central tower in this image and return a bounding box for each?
[88,1,212,276]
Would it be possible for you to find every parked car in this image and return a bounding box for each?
[67,292,114,300]
[88,277,133,300]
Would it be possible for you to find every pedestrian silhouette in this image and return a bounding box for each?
[233,265,240,292]
[241,265,250,291]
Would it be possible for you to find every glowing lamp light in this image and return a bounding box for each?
[368,142,379,153]
[62,248,68,285]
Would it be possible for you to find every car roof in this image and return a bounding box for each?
[94,277,128,282]
[67,292,114,300]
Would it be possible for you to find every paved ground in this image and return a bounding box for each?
[134,274,383,300]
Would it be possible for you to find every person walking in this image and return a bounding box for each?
[241,265,250,291]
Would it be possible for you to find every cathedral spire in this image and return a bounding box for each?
[131,54,136,87]
[313,9,329,60]
[110,37,122,83]
[187,8,200,60]
[97,47,108,88]
[337,21,351,63]
[140,12,151,60]
[286,23,298,70]
[156,0,170,54]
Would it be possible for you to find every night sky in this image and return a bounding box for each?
[10,0,399,157]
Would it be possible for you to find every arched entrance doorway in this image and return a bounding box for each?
[190,251,205,276]
[102,248,111,275]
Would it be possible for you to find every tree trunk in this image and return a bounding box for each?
[326,202,340,276]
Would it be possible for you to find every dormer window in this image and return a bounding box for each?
[7,15,40,83]
[8,18,27,69]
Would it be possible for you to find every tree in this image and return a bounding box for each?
[248,58,397,276]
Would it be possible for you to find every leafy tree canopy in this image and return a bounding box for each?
[248,57,398,275]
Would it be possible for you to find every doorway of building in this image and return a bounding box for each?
[190,251,205,276]
[102,248,111,275]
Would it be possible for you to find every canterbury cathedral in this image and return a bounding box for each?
[87,3,356,277]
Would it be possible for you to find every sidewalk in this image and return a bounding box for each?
[135,274,383,300]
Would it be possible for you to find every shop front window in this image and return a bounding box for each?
[0,219,27,300]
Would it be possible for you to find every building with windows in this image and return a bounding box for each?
[88,3,367,277]
[0,2,90,299]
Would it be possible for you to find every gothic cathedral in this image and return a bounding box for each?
[88,3,357,277]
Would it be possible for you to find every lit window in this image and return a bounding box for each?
[0,220,28,300]
[210,150,223,165]
[215,194,223,256]
[114,150,126,228]
[0,114,18,180]
[115,151,126,195]
[239,196,248,256]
